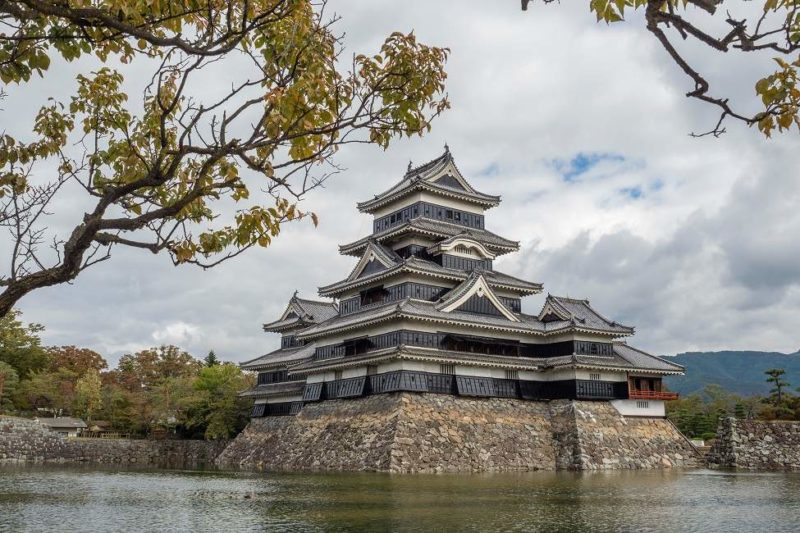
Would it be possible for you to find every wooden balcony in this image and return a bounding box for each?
[628,389,679,401]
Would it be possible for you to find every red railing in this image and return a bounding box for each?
[628,389,679,401]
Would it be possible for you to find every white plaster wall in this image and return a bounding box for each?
[265,395,303,404]
[610,399,665,417]
[306,371,336,383]
[342,367,367,379]
[370,190,485,216]
[542,368,577,381]
[378,360,439,373]
[575,369,627,382]
[454,366,509,379]
[518,370,544,381]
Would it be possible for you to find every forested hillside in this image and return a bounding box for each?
[664,351,800,396]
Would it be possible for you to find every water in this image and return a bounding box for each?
[0,466,798,532]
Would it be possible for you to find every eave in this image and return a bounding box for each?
[357,180,501,214]
[289,345,542,375]
[295,300,633,341]
[339,219,519,257]
[318,261,542,298]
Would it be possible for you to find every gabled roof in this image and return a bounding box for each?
[345,241,402,281]
[436,272,519,322]
[240,343,317,371]
[356,148,501,213]
[538,295,634,335]
[263,294,338,333]
[318,255,542,297]
[295,298,629,341]
[339,217,519,257]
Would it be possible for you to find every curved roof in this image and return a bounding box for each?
[263,294,339,333]
[538,295,634,335]
[339,217,519,257]
[318,255,542,297]
[289,343,683,376]
[239,343,317,371]
[295,298,631,341]
[357,149,501,213]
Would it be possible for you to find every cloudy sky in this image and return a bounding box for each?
[5,1,800,364]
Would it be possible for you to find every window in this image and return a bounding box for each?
[636,401,649,409]
[505,369,519,380]
[440,364,455,375]
[334,370,343,381]
[589,373,601,381]
[367,365,378,376]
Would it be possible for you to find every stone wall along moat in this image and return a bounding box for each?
[0,415,226,469]
[216,393,701,473]
[708,417,800,470]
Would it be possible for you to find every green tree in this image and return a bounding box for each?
[765,368,790,405]
[0,0,449,317]
[522,0,800,137]
[13,367,78,415]
[0,309,49,378]
[191,363,253,439]
[0,360,19,412]
[204,350,220,367]
[75,369,102,421]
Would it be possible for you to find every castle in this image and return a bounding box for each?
[222,148,696,473]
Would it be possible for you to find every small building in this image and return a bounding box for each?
[36,417,87,437]
[241,147,684,419]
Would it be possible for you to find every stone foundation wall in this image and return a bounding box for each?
[707,417,800,470]
[0,415,226,469]
[217,393,700,473]
[565,401,698,470]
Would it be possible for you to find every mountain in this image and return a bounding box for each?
[663,350,800,397]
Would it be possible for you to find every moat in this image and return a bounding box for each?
[1,466,798,532]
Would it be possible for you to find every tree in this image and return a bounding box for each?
[47,346,107,375]
[115,345,202,390]
[0,0,449,317]
[522,0,800,137]
[765,368,790,405]
[75,368,102,421]
[190,363,253,439]
[0,309,49,378]
[13,367,78,414]
[204,350,220,367]
[0,360,19,412]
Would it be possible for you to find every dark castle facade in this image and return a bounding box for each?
[240,148,684,419]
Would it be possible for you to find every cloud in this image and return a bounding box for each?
[5,0,799,365]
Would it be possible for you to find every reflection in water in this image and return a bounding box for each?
[0,466,798,532]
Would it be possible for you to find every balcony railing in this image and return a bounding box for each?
[629,389,679,401]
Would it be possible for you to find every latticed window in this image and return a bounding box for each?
[440,364,455,375]
[505,369,519,380]
[589,373,601,381]
[334,370,343,381]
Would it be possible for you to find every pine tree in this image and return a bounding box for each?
[204,351,220,367]
[765,368,790,406]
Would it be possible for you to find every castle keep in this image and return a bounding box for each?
[224,148,695,472]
